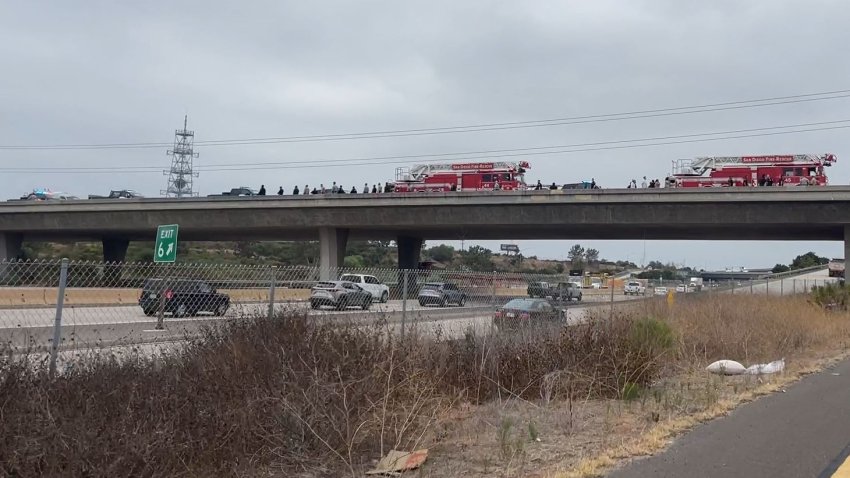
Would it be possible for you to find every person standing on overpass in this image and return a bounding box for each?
[258,185,266,196]
[277,186,284,195]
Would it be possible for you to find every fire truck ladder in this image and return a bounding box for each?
[397,161,526,181]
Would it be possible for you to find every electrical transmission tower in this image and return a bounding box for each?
[162,115,199,197]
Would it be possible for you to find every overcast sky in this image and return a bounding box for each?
[2,1,849,269]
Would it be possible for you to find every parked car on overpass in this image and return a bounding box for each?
[654,286,669,296]
[15,189,79,201]
[208,187,257,197]
[88,189,143,199]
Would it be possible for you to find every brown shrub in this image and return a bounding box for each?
[638,294,850,365]
[0,311,675,477]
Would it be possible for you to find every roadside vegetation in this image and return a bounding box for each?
[1,293,848,477]
[19,240,638,275]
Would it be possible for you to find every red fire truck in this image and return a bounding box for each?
[665,154,837,188]
[393,161,530,192]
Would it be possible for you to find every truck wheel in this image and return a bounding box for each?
[380,291,389,303]
[458,296,466,307]
[439,297,447,308]
[174,302,188,318]
[215,303,229,317]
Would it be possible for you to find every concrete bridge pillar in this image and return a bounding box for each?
[1,233,23,262]
[397,236,423,297]
[319,227,349,280]
[0,233,23,281]
[845,226,850,273]
[397,235,424,270]
[102,237,130,263]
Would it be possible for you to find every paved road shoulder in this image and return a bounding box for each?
[609,357,850,478]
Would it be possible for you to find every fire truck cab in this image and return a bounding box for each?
[393,161,530,192]
[666,154,836,188]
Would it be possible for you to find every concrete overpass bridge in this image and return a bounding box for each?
[1,187,849,277]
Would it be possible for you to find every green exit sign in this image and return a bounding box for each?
[154,224,179,263]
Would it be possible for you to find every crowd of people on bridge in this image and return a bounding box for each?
[255,182,398,196]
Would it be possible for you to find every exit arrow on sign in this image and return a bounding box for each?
[154,224,179,263]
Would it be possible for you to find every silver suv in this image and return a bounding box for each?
[417,282,466,307]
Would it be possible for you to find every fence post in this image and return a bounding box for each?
[268,265,277,319]
[780,278,784,296]
[401,269,408,337]
[49,258,69,377]
[156,264,169,330]
[765,277,769,296]
[750,280,753,295]
[492,271,497,309]
[609,276,615,319]
[804,279,808,292]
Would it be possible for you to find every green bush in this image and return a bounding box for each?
[811,282,850,310]
[629,317,674,356]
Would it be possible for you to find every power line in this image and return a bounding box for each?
[2,89,850,151]
[3,120,847,173]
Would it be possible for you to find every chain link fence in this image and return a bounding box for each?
[0,259,836,372]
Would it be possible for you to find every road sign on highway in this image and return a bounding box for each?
[154,224,179,263]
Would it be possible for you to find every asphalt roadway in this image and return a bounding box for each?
[0,294,630,351]
[608,357,850,478]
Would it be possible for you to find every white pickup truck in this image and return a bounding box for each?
[624,281,646,296]
[339,274,390,303]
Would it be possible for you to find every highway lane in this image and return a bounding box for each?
[0,293,623,329]
[0,295,635,352]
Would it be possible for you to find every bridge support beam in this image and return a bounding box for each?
[845,226,850,276]
[0,233,23,280]
[102,237,129,263]
[1,233,23,262]
[397,236,423,297]
[319,227,349,280]
[397,235,424,270]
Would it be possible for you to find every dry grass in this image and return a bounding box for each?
[419,294,850,477]
[0,310,666,477]
[1,293,847,477]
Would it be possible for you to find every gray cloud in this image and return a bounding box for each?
[1,0,848,267]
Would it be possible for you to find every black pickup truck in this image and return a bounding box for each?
[527,281,551,298]
[207,187,257,197]
[88,189,143,199]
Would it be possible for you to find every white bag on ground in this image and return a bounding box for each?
[706,360,746,375]
[744,359,785,375]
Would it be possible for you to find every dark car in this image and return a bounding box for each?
[88,189,143,199]
[527,281,551,298]
[208,187,257,197]
[551,282,582,302]
[493,298,564,330]
[138,279,230,317]
[310,281,373,310]
[417,282,466,307]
